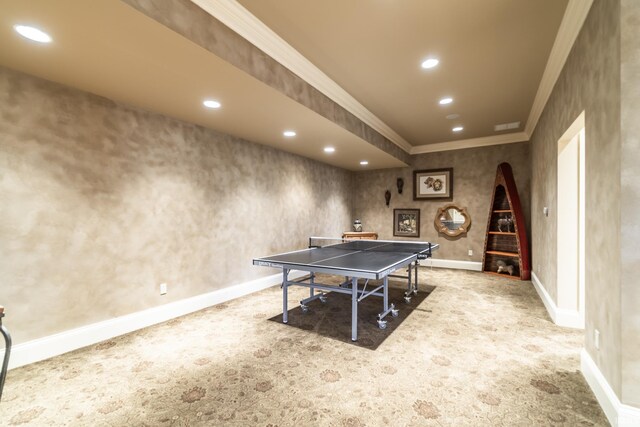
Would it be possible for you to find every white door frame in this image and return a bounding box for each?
[556,111,585,329]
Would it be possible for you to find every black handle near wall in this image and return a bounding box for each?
[0,306,11,402]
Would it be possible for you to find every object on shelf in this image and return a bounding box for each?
[482,162,530,280]
[353,219,363,232]
[342,231,378,240]
[497,215,513,232]
[496,260,514,276]
[385,190,391,206]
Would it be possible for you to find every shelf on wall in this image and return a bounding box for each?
[486,250,519,257]
[482,162,531,280]
[483,271,519,279]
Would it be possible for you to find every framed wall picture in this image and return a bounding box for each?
[393,208,420,237]
[413,168,453,200]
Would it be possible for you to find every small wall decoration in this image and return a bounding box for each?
[434,204,471,237]
[397,178,404,194]
[413,168,453,200]
[385,190,391,206]
[393,208,420,237]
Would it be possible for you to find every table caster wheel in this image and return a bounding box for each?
[300,304,309,313]
[377,320,387,330]
[391,309,399,317]
[413,289,418,295]
[319,295,327,303]
[404,296,411,304]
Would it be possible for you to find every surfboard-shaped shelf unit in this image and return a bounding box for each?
[482,162,530,280]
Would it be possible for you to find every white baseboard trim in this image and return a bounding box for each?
[422,258,483,271]
[1,270,306,370]
[531,271,584,329]
[581,349,640,426]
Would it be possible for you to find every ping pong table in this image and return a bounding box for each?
[253,238,439,341]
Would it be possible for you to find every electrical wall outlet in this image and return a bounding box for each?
[468,249,473,256]
[543,207,549,217]
[595,329,600,350]
[160,283,167,295]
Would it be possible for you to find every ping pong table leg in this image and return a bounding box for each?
[404,261,420,303]
[376,276,398,329]
[404,264,413,303]
[282,268,289,324]
[351,277,358,342]
[383,276,389,311]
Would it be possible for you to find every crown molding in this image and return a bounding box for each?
[524,0,594,137]
[190,0,413,153]
[410,132,529,155]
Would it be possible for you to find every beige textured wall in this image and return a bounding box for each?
[620,0,640,406]
[0,66,353,345]
[352,142,530,262]
[529,0,623,397]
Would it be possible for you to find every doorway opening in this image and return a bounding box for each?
[557,111,586,328]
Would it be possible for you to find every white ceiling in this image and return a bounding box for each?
[0,0,577,170]
[237,0,568,146]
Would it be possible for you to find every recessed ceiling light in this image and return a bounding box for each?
[14,25,52,43]
[421,58,439,69]
[283,130,296,137]
[452,126,464,132]
[446,114,460,120]
[360,160,369,166]
[439,97,453,105]
[203,99,221,109]
[324,147,335,153]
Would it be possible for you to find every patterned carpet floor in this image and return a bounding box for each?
[0,268,607,426]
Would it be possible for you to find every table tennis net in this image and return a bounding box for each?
[309,237,433,255]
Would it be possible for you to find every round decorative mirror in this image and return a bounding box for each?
[434,204,471,237]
